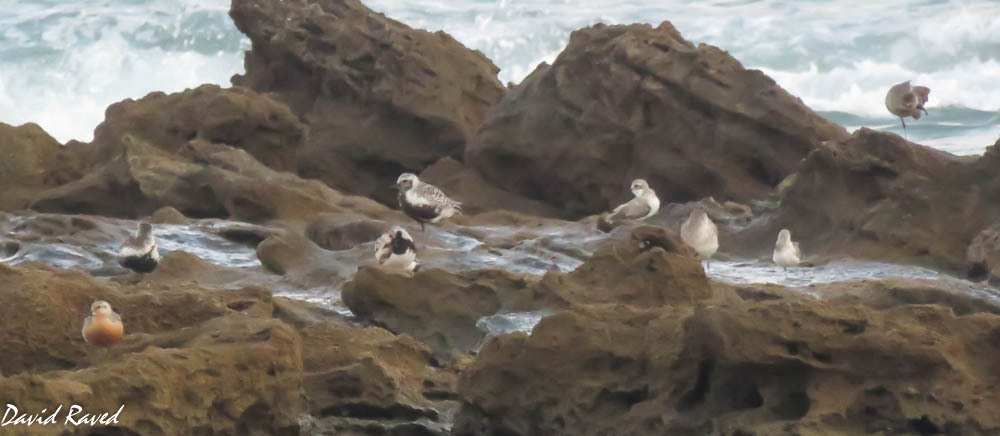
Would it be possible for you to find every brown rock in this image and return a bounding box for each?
[467,22,846,217]
[88,84,306,171]
[456,300,1000,435]
[420,157,561,218]
[967,223,1000,283]
[536,225,710,307]
[342,267,537,362]
[230,0,506,204]
[753,128,1000,274]
[30,135,393,222]
[306,213,388,251]
[149,206,190,225]
[0,122,80,211]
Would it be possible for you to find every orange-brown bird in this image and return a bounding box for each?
[82,300,124,347]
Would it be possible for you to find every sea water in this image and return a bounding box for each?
[2,0,998,150]
[1,0,997,154]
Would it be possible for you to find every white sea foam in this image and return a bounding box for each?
[1,0,997,154]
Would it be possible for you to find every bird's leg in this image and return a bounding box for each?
[420,221,425,232]
[784,266,789,280]
[706,259,711,272]
[900,117,907,139]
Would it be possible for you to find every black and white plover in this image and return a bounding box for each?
[773,229,801,279]
[680,208,719,270]
[82,300,124,347]
[396,173,462,231]
[119,222,159,273]
[885,80,930,138]
[374,226,418,272]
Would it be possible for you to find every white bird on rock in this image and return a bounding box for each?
[773,229,801,279]
[605,179,660,224]
[680,208,719,270]
[396,173,462,231]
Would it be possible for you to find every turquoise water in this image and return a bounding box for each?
[1,0,998,154]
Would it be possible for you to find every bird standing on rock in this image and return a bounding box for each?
[680,208,719,270]
[82,300,124,347]
[885,80,930,139]
[395,173,462,231]
[374,226,418,272]
[600,179,660,230]
[773,229,801,279]
[119,222,159,273]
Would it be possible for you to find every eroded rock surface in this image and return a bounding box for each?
[467,22,847,217]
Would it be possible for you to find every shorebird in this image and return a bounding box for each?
[82,300,124,347]
[396,173,462,231]
[604,179,660,225]
[119,222,159,273]
[773,229,801,279]
[680,208,719,270]
[374,226,418,272]
[885,80,930,139]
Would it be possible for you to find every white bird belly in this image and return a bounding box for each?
[773,246,799,267]
[382,251,417,271]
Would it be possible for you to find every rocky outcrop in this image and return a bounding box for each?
[230,0,506,204]
[968,221,1000,284]
[455,299,1000,435]
[87,84,306,172]
[343,267,539,362]
[758,128,1000,274]
[419,158,562,218]
[30,135,393,222]
[0,122,80,211]
[467,22,847,217]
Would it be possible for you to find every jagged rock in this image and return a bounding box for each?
[230,0,506,204]
[87,84,306,172]
[30,136,393,222]
[420,157,561,218]
[455,300,1000,435]
[967,223,1000,283]
[342,267,539,362]
[467,22,846,217]
[535,225,710,307]
[751,128,1000,274]
[306,213,388,251]
[149,206,190,225]
[0,122,81,211]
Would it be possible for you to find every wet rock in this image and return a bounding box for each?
[456,300,1000,435]
[536,225,710,307]
[149,206,190,225]
[230,0,506,204]
[342,267,539,362]
[31,135,393,222]
[754,128,1000,273]
[467,22,846,217]
[307,213,389,251]
[0,122,81,211]
[967,223,1000,283]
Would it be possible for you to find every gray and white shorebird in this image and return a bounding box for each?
[607,179,660,222]
[680,208,719,270]
[119,222,159,273]
[885,80,930,138]
[773,229,801,279]
[396,173,462,231]
[374,226,418,272]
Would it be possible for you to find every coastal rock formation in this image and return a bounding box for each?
[87,84,306,172]
[763,128,1000,274]
[343,267,540,362]
[30,135,393,222]
[230,0,506,204]
[0,122,80,211]
[467,22,847,217]
[456,299,1000,435]
[967,223,1000,284]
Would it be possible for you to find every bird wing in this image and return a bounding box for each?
[610,198,651,221]
[416,183,461,212]
[374,233,392,262]
[110,312,123,323]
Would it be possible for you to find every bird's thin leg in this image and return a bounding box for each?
[784,266,789,280]
[420,221,425,232]
[900,117,907,139]
[706,259,711,272]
